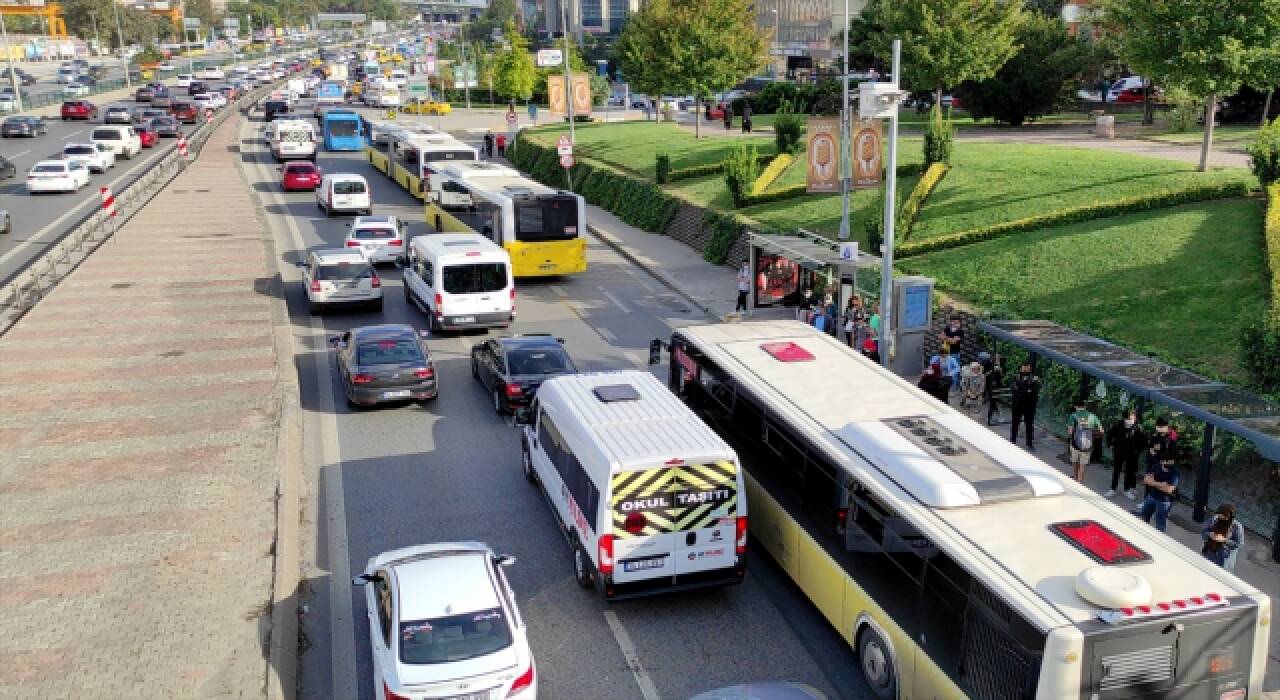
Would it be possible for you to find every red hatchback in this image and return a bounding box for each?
[170,101,197,123]
[281,161,323,191]
[137,124,157,148]
[60,100,97,120]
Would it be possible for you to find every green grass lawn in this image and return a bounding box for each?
[1142,125,1256,146]
[525,122,774,179]
[899,198,1269,380]
[739,175,922,245]
[910,142,1254,241]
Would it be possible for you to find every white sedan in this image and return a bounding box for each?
[353,542,536,700]
[200,67,226,80]
[62,82,90,97]
[63,142,116,173]
[26,159,90,193]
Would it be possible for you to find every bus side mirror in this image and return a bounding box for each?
[649,339,664,365]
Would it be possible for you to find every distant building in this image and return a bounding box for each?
[1062,0,1100,37]
[547,0,640,36]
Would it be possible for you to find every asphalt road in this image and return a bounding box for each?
[0,84,227,286]
[233,103,875,700]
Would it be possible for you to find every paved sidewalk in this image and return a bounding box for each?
[0,115,283,696]
[584,202,1280,694]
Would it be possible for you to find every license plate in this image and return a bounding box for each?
[623,556,666,572]
[446,692,491,700]
[380,390,411,399]
[454,316,475,324]
[538,263,556,270]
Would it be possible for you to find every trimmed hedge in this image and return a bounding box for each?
[897,163,950,242]
[897,180,1253,258]
[1266,184,1280,324]
[751,153,794,197]
[703,210,745,264]
[513,132,680,234]
[668,153,776,182]
[656,153,671,184]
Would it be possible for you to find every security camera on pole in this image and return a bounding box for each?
[858,39,909,370]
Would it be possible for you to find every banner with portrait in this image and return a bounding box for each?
[851,119,883,189]
[805,118,840,193]
[547,74,568,115]
[570,73,592,116]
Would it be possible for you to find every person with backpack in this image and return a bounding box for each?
[1139,438,1179,532]
[1009,361,1041,448]
[1105,408,1146,500]
[1201,503,1244,571]
[1066,401,1102,482]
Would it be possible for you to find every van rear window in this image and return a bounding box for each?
[442,263,506,294]
[333,180,366,194]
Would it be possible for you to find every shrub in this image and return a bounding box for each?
[773,98,805,155]
[897,163,949,241]
[1162,87,1202,134]
[702,210,743,264]
[897,180,1252,258]
[923,104,954,165]
[1264,185,1280,326]
[723,142,762,207]
[656,153,671,184]
[1247,119,1280,187]
[667,154,775,182]
[1238,321,1280,393]
[751,153,794,197]
[740,183,807,207]
[865,184,886,254]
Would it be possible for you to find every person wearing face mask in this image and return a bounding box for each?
[1009,361,1041,448]
[1105,408,1146,500]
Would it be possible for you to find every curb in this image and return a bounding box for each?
[585,223,721,321]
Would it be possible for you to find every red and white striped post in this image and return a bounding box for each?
[204,108,214,124]
[100,186,117,239]
[177,135,189,159]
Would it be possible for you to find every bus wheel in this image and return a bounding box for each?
[434,215,442,232]
[573,545,593,588]
[858,626,897,700]
[521,444,537,484]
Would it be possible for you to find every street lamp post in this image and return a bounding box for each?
[113,0,131,88]
[89,11,101,56]
[878,39,902,370]
[0,12,22,112]
[561,0,575,190]
[836,0,851,240]
[771,8,779,79]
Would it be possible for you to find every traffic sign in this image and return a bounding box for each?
[559,154,575,168]
[536,49,563,67]
[506,112,517,125]
[556,134,572,156]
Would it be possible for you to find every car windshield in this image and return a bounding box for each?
[3,118,22,125]
[399,608,513,665]
[442,263,506,294]
[352,227,395,240]
[333,180,366,194]
[33,164,65,173]
[314,262,371,281]
[507,347,573,376]
[356,338,423,366]
[64,146,94,155]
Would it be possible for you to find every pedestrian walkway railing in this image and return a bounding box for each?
[0,83,276,337]
[0,78,134,115]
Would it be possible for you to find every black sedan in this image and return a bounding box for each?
[1,116,47,137]
[471,334,576,415]
[149,116,181,137]
[330,324,438,407]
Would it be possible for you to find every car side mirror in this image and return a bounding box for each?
[513,408,532,426]
[495,554,517,567]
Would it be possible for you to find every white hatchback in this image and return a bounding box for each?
[26,159,90,193]
[300,248,383,313]
[344,215,406,265]
[353,542,536,700]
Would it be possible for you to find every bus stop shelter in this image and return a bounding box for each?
[979,320,1280,557]
[746,230,880,311]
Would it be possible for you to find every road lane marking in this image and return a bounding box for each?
[240,116,358,699]
[12,149,30,158]
[603,611,662,700]
[550,285,567,298]
[601,288,631,313]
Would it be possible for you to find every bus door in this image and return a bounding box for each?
[609,460,739,582]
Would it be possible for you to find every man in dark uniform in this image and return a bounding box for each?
[1009,361,1041,448]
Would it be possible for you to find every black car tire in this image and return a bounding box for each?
[522,443,537,484]
[858,626,897,700]
[370,299,383,312]
[471,355,480,380]
[573,545,593,589]
[493,387,506,415]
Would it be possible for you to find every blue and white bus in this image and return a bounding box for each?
[316,80,345,106]
[322,110,364,151]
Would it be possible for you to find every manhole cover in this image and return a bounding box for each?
[194,189,210,193]
[110,282,133,289]
[172,189,188,194]
[158,350,185,358]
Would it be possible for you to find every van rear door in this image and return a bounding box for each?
[609,460,739,582]
[438,259,510,322]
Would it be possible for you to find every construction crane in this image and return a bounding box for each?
[0,2,68,39]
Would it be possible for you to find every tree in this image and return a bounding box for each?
[62,0,170,47]
[1104,0,1280,171]
[840,2,887,74]
[492,21,536,102]
[870,0,1025,107]
[185,0,220,31]
[615,0,767,137]
[953,14,1088,126]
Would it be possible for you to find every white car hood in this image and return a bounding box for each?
[396,644,520,691]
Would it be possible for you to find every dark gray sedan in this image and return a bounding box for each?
[149,116,180,137]
[330,324,438,408]
[1,116,47,137]
[103,104,132,124]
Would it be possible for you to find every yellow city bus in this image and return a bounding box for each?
[659,321,1272,700]
[426,161,587,278]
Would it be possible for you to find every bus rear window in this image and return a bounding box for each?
[327,120,359,137]
[515,197,578,242]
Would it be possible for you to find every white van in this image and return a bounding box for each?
[90,125,142,159]
[268,118,318,161]
[517,371,747,600]
[388,69,408,88]
[316,173,372,216]
[399,233,514,332]
[374,84,401,108]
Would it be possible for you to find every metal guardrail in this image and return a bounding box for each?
[0,84,276,337]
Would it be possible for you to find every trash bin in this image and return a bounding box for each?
[1095,115,1115,139]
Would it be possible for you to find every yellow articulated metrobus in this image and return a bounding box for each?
[658,321,1271,700]
[387,132,477,201]
[426,161,587,278]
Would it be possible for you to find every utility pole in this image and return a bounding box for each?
[459,23,470,109]
[0,12,22,112]
[836,0,851,240]
[879,39,902,370]
[561,0,575,189]
[113,0,131,88]
[89,11,101,56]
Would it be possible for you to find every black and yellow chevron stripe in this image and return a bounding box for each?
[610,461,738,538]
